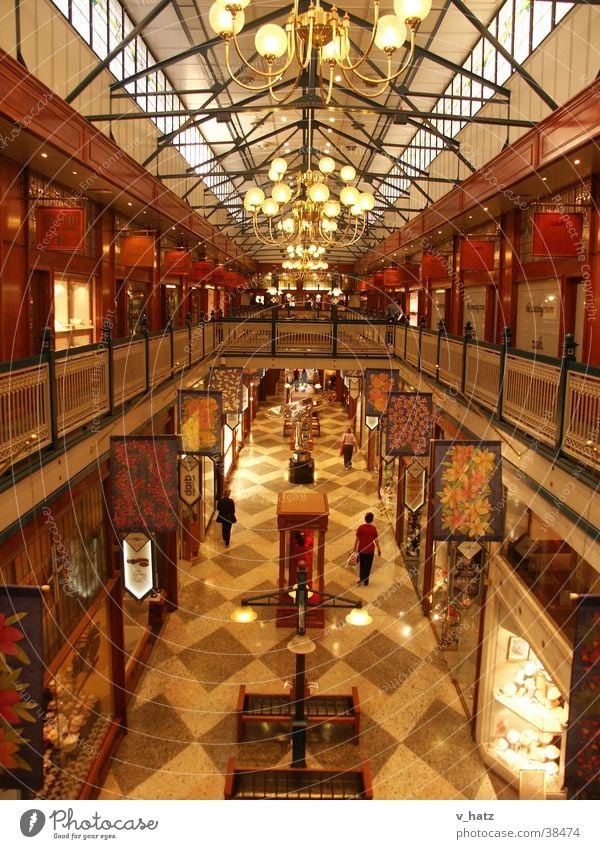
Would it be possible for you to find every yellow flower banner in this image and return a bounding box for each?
[432,441,503,541]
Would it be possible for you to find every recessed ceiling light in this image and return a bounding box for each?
[41,152,48,158]
[541,177,547,181]
[72,170,78,175]
[327,128,332,133]
[468,215,472,219]
[281,116,287,122]
[483,207,488,211]
[172,226,176,230]
[334,74,342,82]
[574,158,581,165]
[438,230,442,234]
[127,202,132,206]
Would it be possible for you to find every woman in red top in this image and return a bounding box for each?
[353,512,381,586]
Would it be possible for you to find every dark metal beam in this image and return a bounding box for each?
[450,0,558,111]
[66,0,173,104]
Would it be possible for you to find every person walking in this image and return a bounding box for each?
[340,425,357,469]
[353,512,381,586]
[216,488,236,546]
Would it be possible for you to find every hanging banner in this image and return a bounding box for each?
[110,435,180,533]
[364,368,399,417]
[207,366,244,414]
[404,460,426,512]
[0,587,44,790]
[565,595,600,798]
[460,240,495,271]
[532,212,583,257]
[431,441,503,541]
[178,456,202,506]
[179,390,222,456]
[422,254,450,278]
[120,235,155,268]
[385,392,433,456]
[36,207,84,252]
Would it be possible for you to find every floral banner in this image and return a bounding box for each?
[206,367,244,414]
[385,392,433,456]
[364,368,399,417]
[110,436,180,533]
[179,390,222,456]
[0,587,44,790]
[432,441,503,541]
[565,595,600,798]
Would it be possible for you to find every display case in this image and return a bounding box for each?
[39,595,117,799]
[486,626,568,796]
[276,491,329,628]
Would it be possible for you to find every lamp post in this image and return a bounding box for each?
[231,564,370,767]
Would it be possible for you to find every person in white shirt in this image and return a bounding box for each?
[340,426,357,469]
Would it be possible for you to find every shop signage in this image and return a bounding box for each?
[404,460,426,512]
[460,240,495,271]
[457,541,482,561]
[36,207,84,251]
[532,212,583,257]
[120,235,155,267]
[178,456,201,507]
[164,250,190,275]
[422,254,450,278]
[122,533,154,601]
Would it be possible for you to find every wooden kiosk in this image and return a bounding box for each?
[276,491,329,629]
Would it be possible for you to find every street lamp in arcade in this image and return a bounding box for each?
[231,564,370,767]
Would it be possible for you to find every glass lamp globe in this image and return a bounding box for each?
[209,2,245,36]
[350,203,363,216]
[282,217,295,234]
[271,157,288,176]
[340,185,360,207]
[340,165,356,183]
[323,199,340,218]
[262,197,279,217]
[394,0,432,22]
[318,156,336,175]
[244,186,265,210]
[322,34,349,62]
[272,182,292,204]
[255,23,288,58]
[308,182,330,203]
[358,191,376,211]
[374,15,406,52]
[345,607,372,626]
[230,605,257,623]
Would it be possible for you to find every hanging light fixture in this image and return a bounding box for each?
[208,0,432,104]
[243,113,375,249]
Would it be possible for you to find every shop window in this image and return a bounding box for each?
[54,275,94,349]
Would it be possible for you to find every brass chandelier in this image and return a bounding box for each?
[208,0,432,104]
[243,114,375,249]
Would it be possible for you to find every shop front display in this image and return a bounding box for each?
[486,626,568,795]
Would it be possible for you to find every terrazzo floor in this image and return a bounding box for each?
[99,379,505,801]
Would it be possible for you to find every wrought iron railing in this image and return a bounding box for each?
[0,317,598,477]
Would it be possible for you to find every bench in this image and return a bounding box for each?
[224,757,373,799]
[236,685,361,743]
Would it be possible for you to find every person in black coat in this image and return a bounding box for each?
[216,488,236,546]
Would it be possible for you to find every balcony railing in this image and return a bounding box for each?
[1,316,598,478]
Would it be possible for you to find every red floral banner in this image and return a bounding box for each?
[565,595,600,798]
[179,390,222,455]
[110,436,180,533]
[431,441,503,541]
[36,207,84,252]
[206,367,244,414]
[385,393,433,456]
[365,369,399,417]
[0,587,44,790]
[532,212,583,257]
[460,240,495,271]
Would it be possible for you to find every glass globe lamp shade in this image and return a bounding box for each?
[374,15,406,51]
[323,199,340,218]
[345,607,372,626]
[230,604,257,623]
[209,2,245,36]
[244,186,265,210]
[394,0,432,22]
[282,260,292,269]
[318,156,336,175]
[340,185,360,207]
[358,191,376,211]
[272,182,292,204]
[271,156,288,176]
[321,218,334,233]
[282,217,295,234]
[308,182,330,203]
[350,204,363,216]
[340,165,356,183]
[261,197,279,217]
[321,34,349,62]
[255,23,288,58]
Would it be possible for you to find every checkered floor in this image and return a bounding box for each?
[100,381,504,800]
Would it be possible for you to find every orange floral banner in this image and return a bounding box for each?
[365,368,399,417]
[179,390,222,455]
[431,441,503,541]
